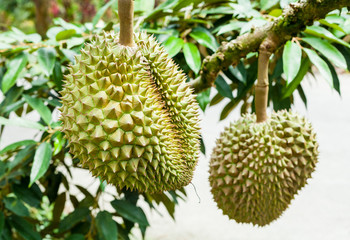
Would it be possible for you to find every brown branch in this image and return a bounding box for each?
[191,0,350,93]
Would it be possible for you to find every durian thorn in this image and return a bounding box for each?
[255,35,278,123]
[118,0,135,47]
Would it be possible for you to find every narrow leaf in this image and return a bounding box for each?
[163,36,184,58]
[282,58,310,98]
[96,211,118,240]
[58,208,89,233]
[190,27,219,52]
[111,199,149,226]
[29,142,52,187]
[9,215,41,240]
[215,74,234,99]
[1,53,28,93]
[0,140,36,155]
[0,116,46,131]
[303,48,333,87]
[196,88,211,112]
[183,42,201,74]
[0,212,4,236]
[4,197,29,217]
[283,41,302,84]
[23,95,52,125]
[37,48,56,76]
[304,26,350,48]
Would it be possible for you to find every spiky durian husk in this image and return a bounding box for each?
[209,110,318,226]
[59,32,200,193]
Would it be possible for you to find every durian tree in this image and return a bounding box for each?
[0,0,350,239]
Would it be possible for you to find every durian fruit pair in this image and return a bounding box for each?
[209,41,319,226]
[60,0,200,193]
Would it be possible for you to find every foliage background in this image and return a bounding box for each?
[0,0,350,239]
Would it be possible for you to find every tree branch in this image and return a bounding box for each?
[191,0,350,93]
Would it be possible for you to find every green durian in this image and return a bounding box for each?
[209,110,318,226]
[59,31,200,193]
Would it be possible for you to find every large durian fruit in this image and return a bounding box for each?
[209,41,319,226]
[59,0,200,193]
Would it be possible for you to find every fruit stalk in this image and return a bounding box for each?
[255,36,277,123]
[118,0,135,47]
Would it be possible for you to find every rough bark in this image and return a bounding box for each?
[191,0,350,93]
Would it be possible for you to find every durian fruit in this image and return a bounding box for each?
[209,110,318,226]
[59,31,200,192]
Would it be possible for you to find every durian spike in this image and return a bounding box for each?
[255,36,277,123]
[118,0,135,47]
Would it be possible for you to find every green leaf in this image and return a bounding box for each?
[37,48,56,76]
[53,132,65,155]
[323,56,341,94]
[163,36,184,58]
[56,29,76,41]
[135,0,155,13]
[215,74,233,99]
[283,41,302,84]
[0,116,46,131]
[282,58,310,99]
[111,199,149,226]
[0,212,4,236]
[96,211,118,240]
[229,61,247,84]
[304,26,350,48]
[4,197,29,217]
[200,136,206,155]
[58,208,89,233]
[0,140,36,155]
[12,184,42,208]
[66,37,85,49]
[29,142,52,187]
[65,234,85,240]
[301,37,347,69]
[216,21,243,35]
[183,43,201,74]
[8,145,35,171]
[319,19,345,33]
[303,48,333,87]
[196,88,211,112]
[9,215,41,240]
[260,0,279,10]
[23,95,52,125]
[1,53,28,93]
[53,193,66,223]
[53,61,63,90]
[190,27,219,52]
[93,0,117,28]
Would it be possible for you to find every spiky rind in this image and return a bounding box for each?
[209,110,318,226]
[60,31,200,193]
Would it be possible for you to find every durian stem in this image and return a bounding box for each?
[255,36,277,123]
[118,0,135,47]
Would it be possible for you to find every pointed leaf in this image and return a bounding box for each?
[111,199,149,226]
[0,116,46,131]
[190,27,219,52]
[196,88,211,112]
[163,36,184,58]
[283,41,302,84]
[23,95,52,125]
[304,26,350,48]
[302,37,346,69]
[183,42,201,74]
[215,74,233,99]
[96,211,118,240]
[303,48,333,87]
[58,207,89,233]
[282,58,310,98]
[4,197,29,217]
[0,140,36,155]
[37,48,56,76]
[29,142,52,187]
[9,215,41,240]
[1,53,28,93]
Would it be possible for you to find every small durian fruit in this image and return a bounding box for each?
[209,110,318,226]
[209,40,319,226]
[59,0,200,193]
